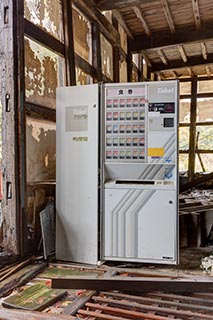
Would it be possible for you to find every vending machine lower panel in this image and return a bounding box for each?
[104,186,178,264]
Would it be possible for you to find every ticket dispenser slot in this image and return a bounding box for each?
[115,180,155,185]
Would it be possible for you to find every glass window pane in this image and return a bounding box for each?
[76,67,93,85]
[179,127,189,150]
[179,99,190,123]
[24,0,63,41]
[132,54,141,70]
[25,37,66,109]
[196,125,213,150]
[198,80,213,93]
[179,154,188,172]
[101,34,113,80]
[118,24,127,54]
[195,154,213,172]
[73,8,92,64]
[26,117,56,182]
[179,82,191,95]
[197,98,213,122]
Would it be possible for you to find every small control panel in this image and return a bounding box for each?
[149,103,175,113]
[105,86,147,162]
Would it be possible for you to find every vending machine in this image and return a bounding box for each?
[56,81,179,265]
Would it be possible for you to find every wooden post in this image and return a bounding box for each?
[0,0,25,255]
[92,22,102,82]
[188,76,197,180]
[127,39,132,82]
[62,0,76,85]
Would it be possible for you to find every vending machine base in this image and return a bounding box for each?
[103,183,178,265]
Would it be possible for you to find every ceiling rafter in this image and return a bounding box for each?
[129,23,213,52]
[177,45,187,63]
[192,0,201,29]
[133,6,151,36]
[151,53,213,72]
[162,0,175,33]
[187,68,194,77]
[112,9,134,39]
[157,49,168,65]
[206,65,211,77]
[201,42,207,60]
[96,0,157,11]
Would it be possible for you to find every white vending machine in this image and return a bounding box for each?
[56,81,179,265]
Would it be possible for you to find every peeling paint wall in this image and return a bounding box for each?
[24,0,63,41]
[25,37,65,109]
[26,118,56,182]
[0,0,18,253]
[73,7,92,63]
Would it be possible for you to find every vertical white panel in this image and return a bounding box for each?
[56,84,99,264]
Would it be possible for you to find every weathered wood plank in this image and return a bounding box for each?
[96,0,158,11]
[129,23,213,52]
[52,276,213,293]
[0,309,79,320]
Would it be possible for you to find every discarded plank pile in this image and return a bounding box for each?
[0,261,213,319]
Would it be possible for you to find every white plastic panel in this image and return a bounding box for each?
[104,187,177,264]
[56,84,99,264]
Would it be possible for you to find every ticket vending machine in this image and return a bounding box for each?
[56,81,179,265]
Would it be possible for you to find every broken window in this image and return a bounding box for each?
[76,67,93,85]
[180,82,191,95]
[179,99,190,123]
[197,98,213,122]
[198,80,213,94]
[195,154,213,172]
[100,34,113,80]
[72,7,92,64]
[24,0,64,41]
[179,154,188,172]
[196,125,213,150]
[25,37,65,109]
[26,117,56,182]
[179,127,189,151]
[26,118,56,249]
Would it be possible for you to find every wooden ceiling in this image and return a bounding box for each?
[94,0,213,78]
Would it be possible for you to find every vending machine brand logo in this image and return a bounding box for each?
[157,87,174,94]
[73,106,88,119]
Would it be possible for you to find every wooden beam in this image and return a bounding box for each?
[187,68,194,77]
[133,6,151,36]
[129,23,213,52]
[192,0,201,29]
[73,0,119,44]
[177,45,187,63]
[113,9,134,39]
[206,65,211,77]
[25,102,56,122]
[151,52,213,72]
[75,54,97,78]
[157,49,168,65]
[162,0,175,33]
[97,0,157,11]
[24,19,65,56]
[201,42,207,60]
[52,276,213,292]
